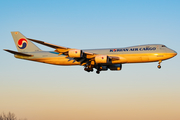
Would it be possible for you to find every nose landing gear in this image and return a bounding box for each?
[157,60,162,69]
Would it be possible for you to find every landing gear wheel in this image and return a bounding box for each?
[84,65,94,72]
[96,71,100,74]
[84,68,88,71]
[84,67,90,72]
[157,65,161,69]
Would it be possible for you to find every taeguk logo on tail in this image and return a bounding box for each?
[17,38,28,49]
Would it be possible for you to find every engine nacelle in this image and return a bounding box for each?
[68,49,83,58]
[109,64,122,71]
[95,55,109,64]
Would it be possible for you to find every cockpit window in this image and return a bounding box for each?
[162,45,166,47]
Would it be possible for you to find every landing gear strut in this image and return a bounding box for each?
[157,60,162,69]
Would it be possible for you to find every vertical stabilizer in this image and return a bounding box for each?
[11,31,41,52]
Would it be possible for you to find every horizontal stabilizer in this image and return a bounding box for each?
[4,49,33,57]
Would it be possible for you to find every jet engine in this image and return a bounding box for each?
[109,64,122,71]
[95,55,109,64]
[68,49,83,58]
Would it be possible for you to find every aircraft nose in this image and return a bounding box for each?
[173,50,177,56]
[170,49,177,57]
[166,48,177,59]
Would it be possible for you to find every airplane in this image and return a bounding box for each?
[4,31,177,74]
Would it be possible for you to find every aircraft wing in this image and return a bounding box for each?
[27,38,95,55]
[27,38,69,49]
[27,38,119,65]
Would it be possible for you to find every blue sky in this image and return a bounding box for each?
[0,0,180,120]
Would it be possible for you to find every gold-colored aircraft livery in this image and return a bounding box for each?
[4,32,177,74]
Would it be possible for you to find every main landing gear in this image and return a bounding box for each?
[84,67,93,72]
[96,70,100,74]
[157,60,162,69]
[84,65,101,74]
[84,65,93,72]
[96,66,102,74]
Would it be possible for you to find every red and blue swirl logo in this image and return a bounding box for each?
[17,38,28,49]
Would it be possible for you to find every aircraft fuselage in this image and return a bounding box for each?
[14,44,177,65]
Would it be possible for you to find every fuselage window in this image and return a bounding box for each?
[162,45,166,47]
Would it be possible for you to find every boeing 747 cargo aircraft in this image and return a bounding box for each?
[4,32,177,74]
